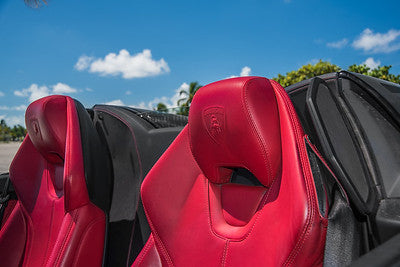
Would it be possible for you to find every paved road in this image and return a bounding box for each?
[0,142,22,173]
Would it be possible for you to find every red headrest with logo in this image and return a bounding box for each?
[21,95,90,212]
[25,95,68,164]
[188,77,282,187]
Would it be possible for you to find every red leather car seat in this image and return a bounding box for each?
[0,95,112,266]
[133,77,328,266]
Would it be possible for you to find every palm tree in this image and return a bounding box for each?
[177,82,202,115]
[156,103,168,113]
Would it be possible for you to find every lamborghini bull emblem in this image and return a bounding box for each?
[203,107,225,144]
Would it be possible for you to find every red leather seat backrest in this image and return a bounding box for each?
[134,77,328,266]
[0,95,108,266]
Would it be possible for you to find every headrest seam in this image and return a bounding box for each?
[242,78,273,181]
[188,126,203,174]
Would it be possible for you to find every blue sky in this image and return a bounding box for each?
[1,0,400,126]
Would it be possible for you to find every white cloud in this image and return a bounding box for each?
[327,38,348,49]
[0,105,27,111]
[353,28,400,53]
[85,88,93,92]
[14,84,51,102]
[52,83,78,94]
[0,115,25,126]
[363,57,381,69]
[74,55,94,71]
[76,49,170,79]
[103,82,194,113]
[172,83,189,107]
[240,66,252,76]
[0,91,4,97]
[14,83,78,102]
[15,105,27,111]
[131,82,189,112]
[125,90,132,95]
[7,116,25,126]
[228,66,252,79]
[104,99,125,106]
[131,97,168,110]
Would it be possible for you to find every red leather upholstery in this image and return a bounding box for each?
[189,77,281,186]
[0,96,106,266]
[133,77,328,266]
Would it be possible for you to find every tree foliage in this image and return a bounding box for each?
[273,60,341,87]
[176,82,202,116]
[155,82,202,116]
[156,60,400,116]
[273,60,400,87]
[156,103,168,113]
[0,120,27,142]
[348,64,400,84]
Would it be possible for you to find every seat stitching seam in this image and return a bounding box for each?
[19,201,34,265]
[71,216,105,266]
[242,78,273,182]
[42,198,55,266]
[206,179,228,241]
[134,235,154,266]
[305,137,349,204]
[238,173,278,241]
[273,81,312,265]
[141,203,174,266]
[221,240,229,266]
[207,174,277,242]
[285,141,314,266]
[0,201,22,235]
[54,210,78,266]
[270,80,316,266]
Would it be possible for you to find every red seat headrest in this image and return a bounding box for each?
[188,77,282,187]
[25,95,67,164]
